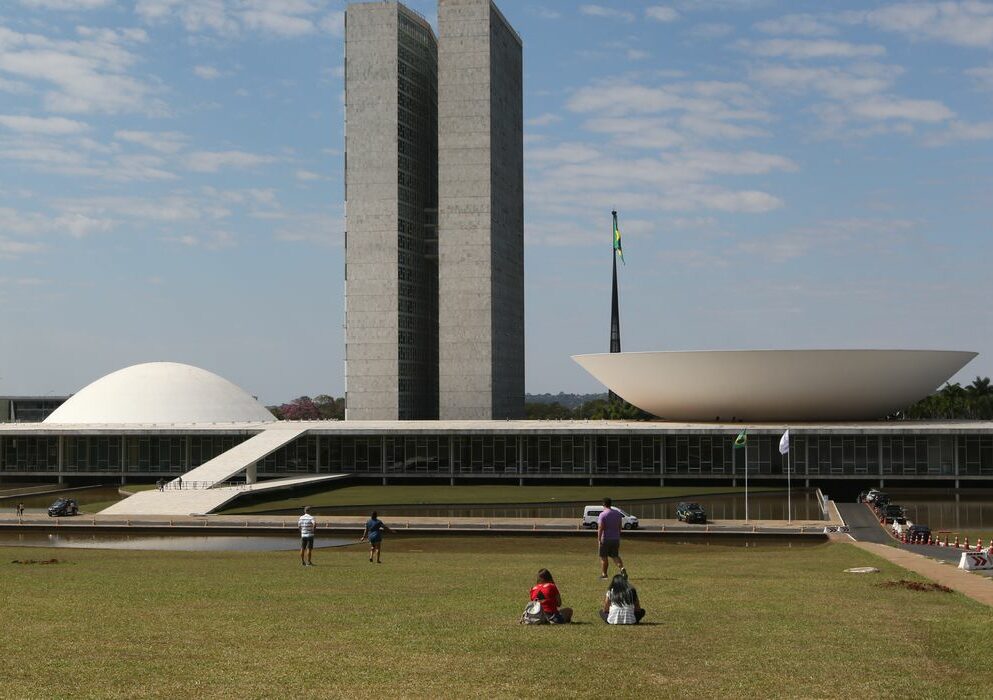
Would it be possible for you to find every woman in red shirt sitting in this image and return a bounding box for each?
[530,568,573,624]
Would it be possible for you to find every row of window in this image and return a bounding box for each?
[5,433,992,476]
[0,435,247,472]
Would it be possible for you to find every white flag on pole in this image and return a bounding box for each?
[779,429,790,455]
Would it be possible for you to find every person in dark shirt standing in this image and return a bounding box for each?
[597,497,627,580]
[360,511,393,563]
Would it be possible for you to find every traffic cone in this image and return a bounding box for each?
[965,537,970,549]
[944,534,950,547]
[978,538,984,550]
[954,535,960,548]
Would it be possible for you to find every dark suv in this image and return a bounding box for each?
[675,502,707,524]
[906,524,931,543]
[881,504,906,525]
[47,498,79,517]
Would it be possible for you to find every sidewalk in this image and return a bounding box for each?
[851,540,993,607]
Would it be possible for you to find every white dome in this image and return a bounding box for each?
[45,362,275,424]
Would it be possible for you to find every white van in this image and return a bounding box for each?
[582,505,639,530]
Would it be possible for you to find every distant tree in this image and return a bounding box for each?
[313,394,345,420]
[279,396,322,420]
[574,397,651,420]
[269,394,345,421]
[525,401,574,420]
[898,377,993,420]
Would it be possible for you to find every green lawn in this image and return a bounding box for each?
[1,538,990,698]
[222,484,778,514]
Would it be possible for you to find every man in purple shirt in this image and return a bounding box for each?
[597,497,627,580]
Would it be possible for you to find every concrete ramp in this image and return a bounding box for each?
[100,473,348,516]
[100,426,342,516]
[171,426,309,486]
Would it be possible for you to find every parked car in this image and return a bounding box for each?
[581,505,639,530]
[881,504,906,525]
[906,524,932,542]
[675,502,707,524]
[866,490,889,505]
[47,498,78,517]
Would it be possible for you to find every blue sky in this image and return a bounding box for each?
[1,0,992,404]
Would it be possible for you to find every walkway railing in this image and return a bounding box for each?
[159,480,252,491]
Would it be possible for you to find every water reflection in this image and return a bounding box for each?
[1,487,124,510]
[305,490,826,521]
[0,532,355,551]
[886,490,993,533]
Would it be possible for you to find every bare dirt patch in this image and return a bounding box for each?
[11,558,62,565]
[879,579,953,593]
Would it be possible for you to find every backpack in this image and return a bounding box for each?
[519,600,548,625]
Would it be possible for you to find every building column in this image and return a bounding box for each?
[246,460,257,484]
[57,435,64,485]
[954,433,960,490]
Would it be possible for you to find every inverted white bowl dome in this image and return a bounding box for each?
[573,349,977,421]
[45,362,275,424]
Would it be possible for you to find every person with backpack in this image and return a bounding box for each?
[527,568,572,624]
[359,510,393,563]
[599,573,645,624]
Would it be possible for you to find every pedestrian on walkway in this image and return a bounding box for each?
[298,506,316,566]
[597,497,627,580]
[176,476,183,490]
[359,511,393,563]
[16,502,24,517]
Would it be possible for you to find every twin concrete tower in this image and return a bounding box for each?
[344,0,524,420]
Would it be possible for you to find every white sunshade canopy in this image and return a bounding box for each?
[45,362,275,425]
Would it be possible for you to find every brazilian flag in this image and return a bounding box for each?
[612,210,625,265]
[734,429,747,449]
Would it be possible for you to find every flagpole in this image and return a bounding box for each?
[608,211,621,404]
[744,434,749,522]
[787,446,792,525]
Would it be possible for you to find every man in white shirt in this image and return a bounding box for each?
[298,506,316,566]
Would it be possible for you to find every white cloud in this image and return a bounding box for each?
[165,230,236,250]
[194,64,222,80]
[136,0,326,38]
[865,2,993,49]
[851,96,954,122]
[114,129,187,153]
[751,63,900,101]
[687,23,734,39]
[754,14,836,36]
[527,142,601,164]
[626,49,650,61]
[529,6,561,20]
[738,218,917,262]
[20,0,113,9]
[319,11,344,37]
[966,65,993,90]
[295,169,321,181]
[924,120,993,145]
[526,113,562,127]
[738,38,886,59]
[646,6,679,22]
[0,24,164,115]
[273,212,342,246]
[579,5,634,22]
[185,150,277,172]
[0,114,88,134]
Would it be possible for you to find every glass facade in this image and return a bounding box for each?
[2,431,993,479]
[396,8,438,420]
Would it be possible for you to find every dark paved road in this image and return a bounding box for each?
[836,501,993,577]
[836,502,891,544]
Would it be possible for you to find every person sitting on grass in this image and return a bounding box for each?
[599,573,645,624]
[530,568,573,624]
[359,511,393,563]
